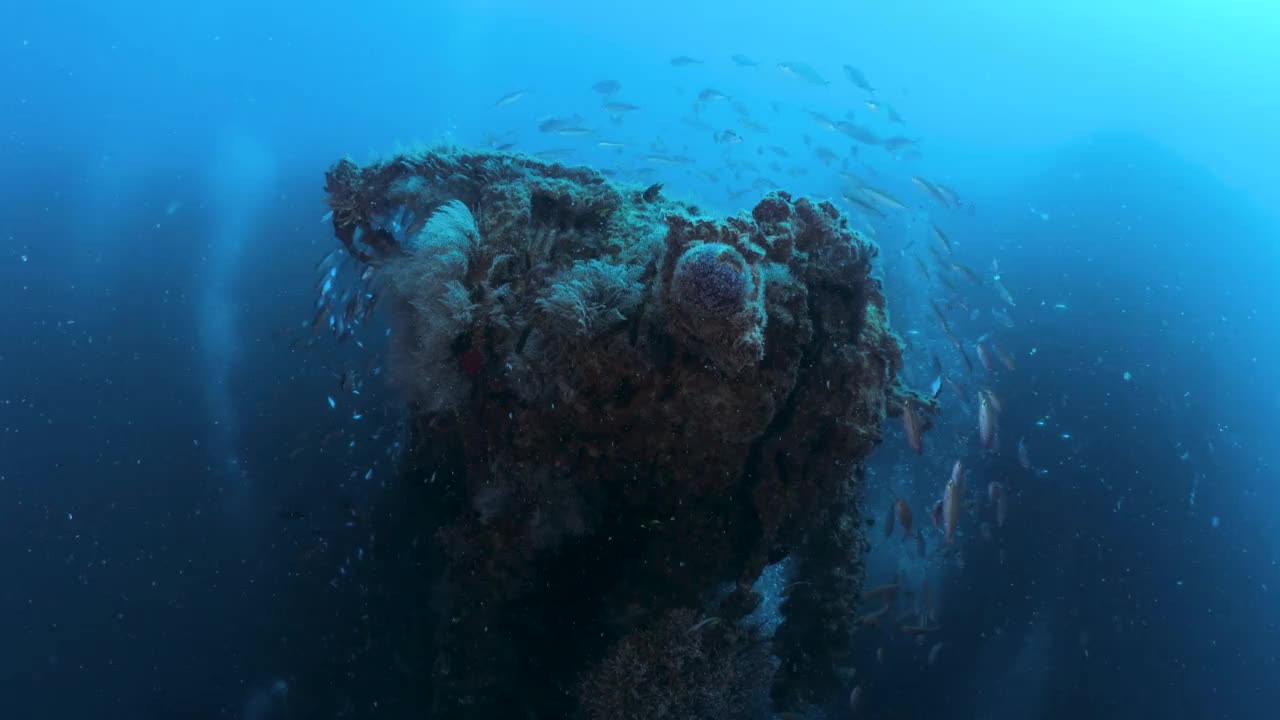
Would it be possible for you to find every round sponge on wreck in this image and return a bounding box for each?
[669,243,751,319]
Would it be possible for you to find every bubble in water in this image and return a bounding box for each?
[1211,516,1220,529]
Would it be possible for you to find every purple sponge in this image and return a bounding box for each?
[670,243,750,319]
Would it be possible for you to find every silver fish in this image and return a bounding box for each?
[978,390,998,449]
[883,136,918,153]
[993,275,1016,307]
[591,80,621,95]
[943,461,964,544]
[778,61,829,86]
[911,176,952,207]
[834,120,881,145]
[988,481,1008,527]
[603,101,640,113]
[860,185,906,211]
[493,89,527,107]
[975,341,995,373]
[902,400,923,454]
[842,64,875,93]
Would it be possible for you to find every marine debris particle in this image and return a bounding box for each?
[320,146,919,719]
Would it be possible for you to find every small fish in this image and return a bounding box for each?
[991,342,1016,371]
[1017,436,1033,470]
[493,89,528,107]
[909,176,948,206]
[915,529,927,558]
[864,100,880,112]
[842,193,885,219]
[731,53,759,67]
[988,481,1008,527]
[949,261,981,285]
[861,185,906,211]
[641,182,663,203]
[740,118,770,133]
[309,304,331,333]
[554,127,593,137]
[975,340,995,373]
[902,400,923,454]
[338,369,357,393]
[842,64,875,93]
[698,88,731,103]
[931,499,944,530]
[934,182,963,207]
[805,109,837,132]
[990,308,1015,328]
[861,582,899,605]
[929,301,950,333]
[685,616,721,635]
[929,375,943,399]
[596,140,626,149]
[931,224,953,254]
[645,153,693,165]
[882,136,918,153]
[984,388,1004,414]
[814,146,837,165]
[834,120,881,146]
[887,105,905,124]
[952,337,974,374]
[858,604,891,626]
[714,129,743,144]
[538,115,583,133]
[849,685,865,715]
[928,641,944,666]
[943,461,964,544]
[884,499,897,538]
[978,390,998,449]
[603,101,640,113]
[591,79,621,95]
[913,256,931,282]
[671,55,703,66]
[896,498,913,539]
[993,275,1016,306]
[778,61,829,86]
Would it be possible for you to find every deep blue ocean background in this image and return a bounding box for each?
[3,2,1279,718]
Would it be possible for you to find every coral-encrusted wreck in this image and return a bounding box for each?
[322,147,914,719]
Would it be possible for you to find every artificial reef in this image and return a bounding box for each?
[321,147,926,719]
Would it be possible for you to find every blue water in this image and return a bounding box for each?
[3,2,1279,718]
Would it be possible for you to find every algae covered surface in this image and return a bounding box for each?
[323,146,923,718]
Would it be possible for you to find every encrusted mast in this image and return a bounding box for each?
[323,147,913,718]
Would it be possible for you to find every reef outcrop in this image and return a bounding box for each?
[322,147,909,718]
